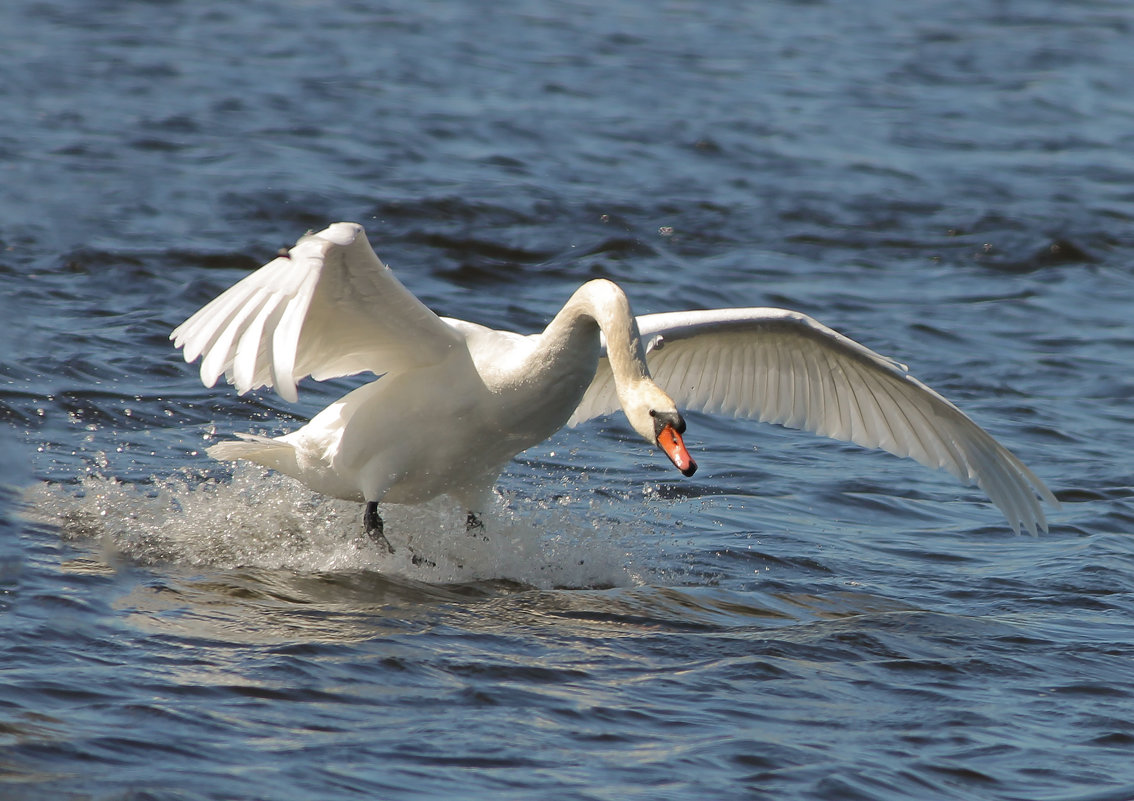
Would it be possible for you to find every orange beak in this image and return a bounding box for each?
[657,422,697,477]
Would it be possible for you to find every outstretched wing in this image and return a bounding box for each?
[569,307,1057,534]
[171,222,462,402]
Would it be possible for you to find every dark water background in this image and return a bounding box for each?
[4,1,1134,799]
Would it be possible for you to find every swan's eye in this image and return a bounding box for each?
[650,409,687,437]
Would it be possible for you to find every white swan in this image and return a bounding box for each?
[171,222,1057,542]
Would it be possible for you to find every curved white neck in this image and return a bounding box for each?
[543,279,671,443]
[549,279,649,384]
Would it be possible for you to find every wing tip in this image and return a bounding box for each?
[277,382,299,404]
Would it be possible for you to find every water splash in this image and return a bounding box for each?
[24,463,669,589]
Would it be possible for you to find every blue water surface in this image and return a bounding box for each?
[3,1,1134,799]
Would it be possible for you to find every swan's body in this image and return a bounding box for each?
[172,222,1056,536]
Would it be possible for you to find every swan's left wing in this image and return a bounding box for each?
[569,307,1057,534]
[171,223,462,402]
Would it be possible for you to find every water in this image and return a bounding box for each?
[3,0,1134,798]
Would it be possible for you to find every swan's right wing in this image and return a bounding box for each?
[171,223,463,402]
[569,307,1057,534]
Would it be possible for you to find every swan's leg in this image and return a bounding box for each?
[364,501,436,566]
[466,510,489,542]
[365,501,394,553]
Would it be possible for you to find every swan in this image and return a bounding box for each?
[171,222,1057,545]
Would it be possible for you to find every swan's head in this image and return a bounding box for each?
[623,384,698,477]
[650,408,697,477]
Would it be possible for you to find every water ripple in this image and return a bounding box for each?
[5,0,1134,798]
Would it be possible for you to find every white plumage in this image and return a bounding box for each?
[171,222,1057,535]
[571,309,1056,532]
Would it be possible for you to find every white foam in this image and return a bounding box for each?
[24,462,671,589]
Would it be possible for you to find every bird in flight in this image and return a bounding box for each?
[171,223,1056,549]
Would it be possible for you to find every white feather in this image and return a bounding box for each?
[171,223,462,401]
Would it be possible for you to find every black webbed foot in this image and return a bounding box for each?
[365,501,394,554]
[466,511,488,541]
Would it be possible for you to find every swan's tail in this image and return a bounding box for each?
[207,433,299,475]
